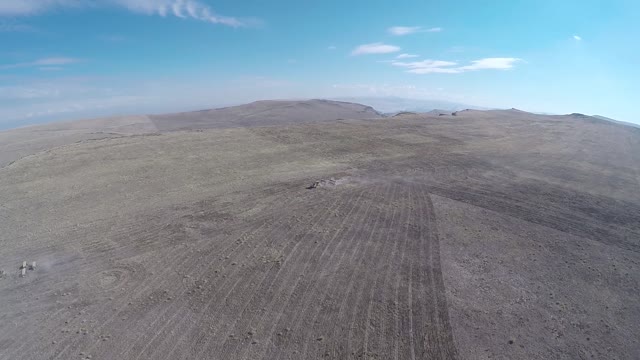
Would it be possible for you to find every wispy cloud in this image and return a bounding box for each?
[0,0,250,27]
[0,19,36,32]
[390,57,522,74]
[458,57,521,71]
[392,60,460,74]
[113,0,246,27]
[388,26,442,36]
[327,45,337,50]
[352,43,401,56]
[0,57,82,70]
[396,53,419,59]
[573,35,582,41]
[33,57,80,65]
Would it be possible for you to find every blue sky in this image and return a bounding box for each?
[0,0,638,128]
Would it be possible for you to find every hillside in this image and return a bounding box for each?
[150,99,383,131]
[0,100,382,168]
[0,102,638,359]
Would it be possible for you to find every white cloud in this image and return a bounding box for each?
[351,43,401,56]
[0,0,248,27]
[0,57,82,70]
[388,26,421,36]
[327,45,337,50]
[408,67,461,74]
[396,53,419,59]
[573,35,582,41]
[388,26,442,36]
[392,60,459,69]
[392,60,460,74]
[458,57,521,71]
[389,57,521,74]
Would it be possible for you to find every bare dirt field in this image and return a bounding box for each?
[0,101,639,359]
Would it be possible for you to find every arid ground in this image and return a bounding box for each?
[0,100,638,359]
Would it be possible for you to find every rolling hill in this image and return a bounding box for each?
[0,100,638,359]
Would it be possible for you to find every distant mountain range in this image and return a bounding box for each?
[330,96,487,114]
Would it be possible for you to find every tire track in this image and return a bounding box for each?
[346,183,399,359]
[90,197,288,359]
[420,185,459,359]
[199,190,346,359]
[251,188,367,360]
[260,187,368,360]
[146,203,305,360]
[273,185,379,359]
[154,190,335,360]
[394,184,413,359]
[340,183,396,358]
[40,188,298,360]
[119,202,286,359]
[229,193,355,359]
[303,184,388,358]
[370,183,403,360]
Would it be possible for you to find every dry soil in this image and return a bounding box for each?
[0,102,638,359]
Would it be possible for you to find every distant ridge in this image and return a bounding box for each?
[331,96,485,114]
[2,98,635,170]
[150,99,384,131]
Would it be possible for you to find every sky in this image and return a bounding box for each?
[0,0,639,128]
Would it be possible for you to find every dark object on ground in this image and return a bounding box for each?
[307,178,337,189]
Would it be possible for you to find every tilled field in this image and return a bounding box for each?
[1,108,639,359]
